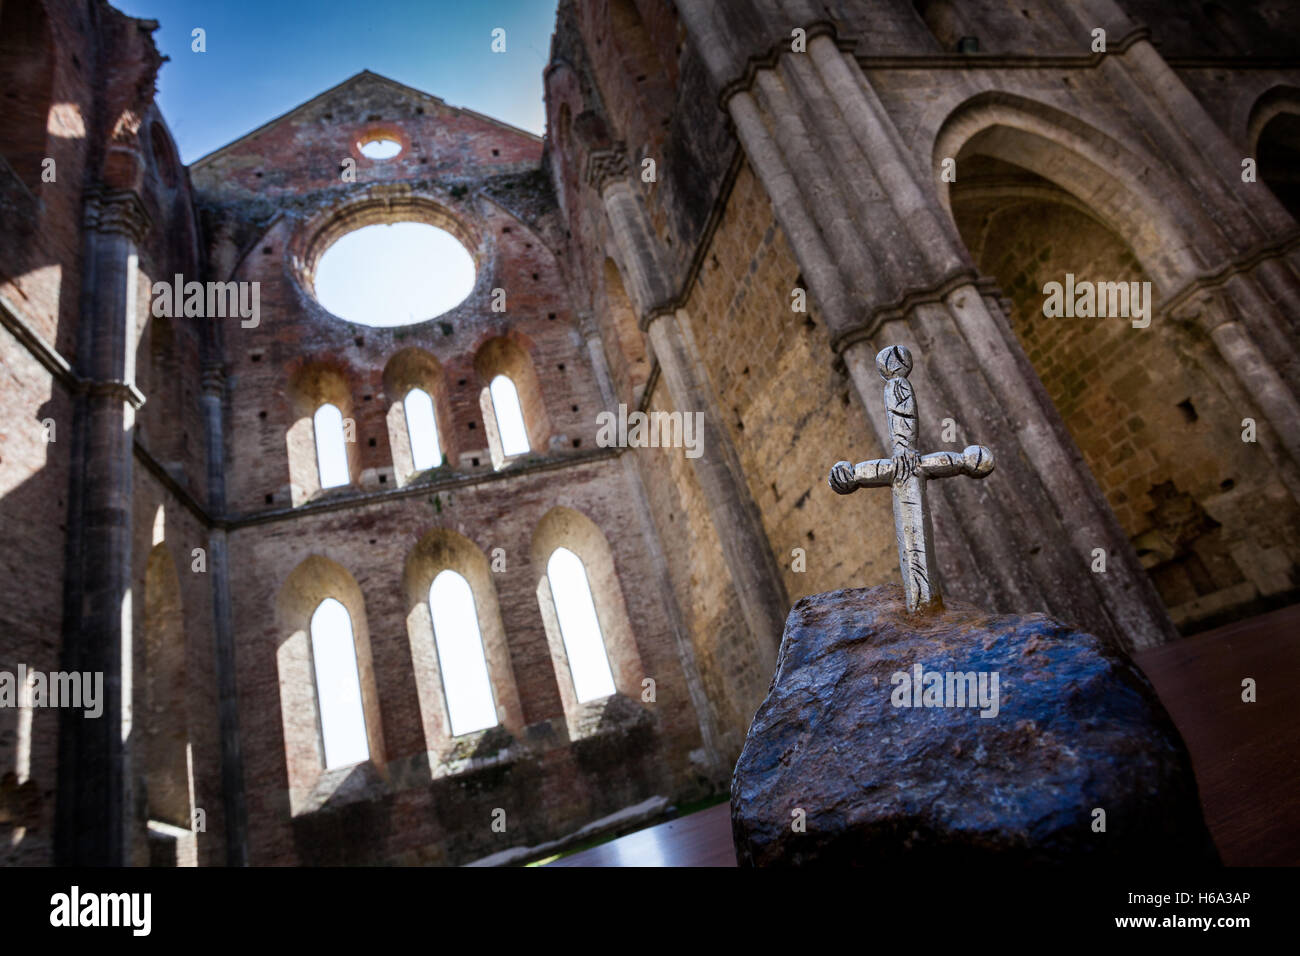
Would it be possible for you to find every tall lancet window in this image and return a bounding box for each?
[404,387,442,470]
[546,547,616,702]
[429,570,497,736]
[309,598,370,768]
[313,403,350,488]
[488,374,529,456]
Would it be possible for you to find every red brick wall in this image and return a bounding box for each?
[195,72,708,864]
[0,331,73,865]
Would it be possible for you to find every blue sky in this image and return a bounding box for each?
[114,0,560,163]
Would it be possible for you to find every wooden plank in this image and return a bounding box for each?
[545,801,736,867]
[1134,602,1300,866]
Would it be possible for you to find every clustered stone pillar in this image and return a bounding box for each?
[595,168,789,663]
[57,188,150,865]
[578,309,726,780]
[676,1,1178,648]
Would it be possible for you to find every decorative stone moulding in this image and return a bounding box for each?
[585,143,629,193]
[288,189,486,314]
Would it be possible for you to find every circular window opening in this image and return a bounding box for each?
[358,136,402,160]
[313,222,476,327]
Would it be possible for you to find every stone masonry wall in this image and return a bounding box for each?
[684,164,898,609]
[955,183,1300,630]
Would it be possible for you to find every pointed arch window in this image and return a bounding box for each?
[429,570,497,736]
[546,547,616,702]
[313,403,350,488]
[488,374,530,456]
[404,387,443,471]
[309,598,370,768]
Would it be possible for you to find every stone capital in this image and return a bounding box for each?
[1161,228,1300,332]
[1167,288,1228,330]
[828,269,990,356]
[574,310,601,340]
[85,188,152,243]
[714,19,850,107]
[201,362,227,396]
[639,304,679,333]
[83,378,147,410]
[585,144,629,194]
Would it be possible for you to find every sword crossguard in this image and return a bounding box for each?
[826,345,996,612]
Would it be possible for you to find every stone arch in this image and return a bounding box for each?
[285,361,360,503]
[148,120,180,189]
[530,506,643,736]
[140,541,196,865]
[551,98,577,218]
[1248,85,1300,223]
[943,95,1300,632]
[0,0,54,192]
[383,347,453,485]
[933,90,1211,293]
[275,555,386,814]
[402,528,524,757]
[473,335,551,467]
[137,314,187,470]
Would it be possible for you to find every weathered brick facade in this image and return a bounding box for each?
[187,72,719,865]
[3,0,1299,865]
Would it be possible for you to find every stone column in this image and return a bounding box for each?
[1169,292,1300,508]
[577,309,619,410]
[594,164,789,659]
[200,365,248,866]
[202,219,249,865]
[57,188,150,865]
[579,310,726,781]
[1208,319,1300,476]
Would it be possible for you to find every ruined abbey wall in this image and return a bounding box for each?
[3,0,1299,865]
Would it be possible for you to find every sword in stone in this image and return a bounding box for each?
[828,344,994,613]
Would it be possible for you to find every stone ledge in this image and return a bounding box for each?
[461,795,671,867]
